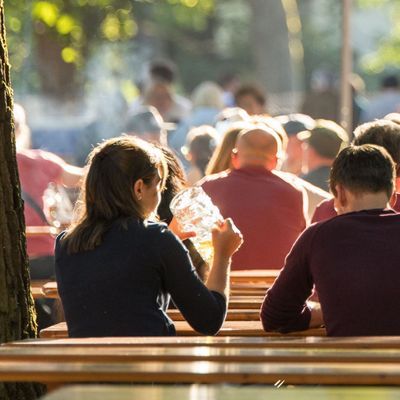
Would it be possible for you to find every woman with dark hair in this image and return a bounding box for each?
[56,136,242,337]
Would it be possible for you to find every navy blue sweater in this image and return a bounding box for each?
[55,218,226,337]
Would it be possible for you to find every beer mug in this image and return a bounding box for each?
[170,186,223,265]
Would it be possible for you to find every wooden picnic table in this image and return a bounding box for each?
[39,321,326,339]
[1,359,400,385]
[25,226,59,237]
[168,308,260,321]
[228,297,263,309]
[40,385,400,400]
[230,269,280,284]
[2,344,400,364]
[31,280,50,299]
[41,281,268,300]
[11,336,400,349]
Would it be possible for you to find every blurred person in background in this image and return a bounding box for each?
[181,126,218,185]
[130,59,191,124]
[200,126,306,270]
[350,73,367,133]
[218,72,241,107]
[299,120,349,192]
[214,107,249,139]
[385,113,400,125]
[14,103,83,328]
[361,75,400,123]
[301,69,340,123]
[250,115,288,160]
[234,84,267,116]
[169,81,224,155]
[124,106,172,146]
[206,122,249,175]
[312,119,400,223]
[206,119,330,220]
[254,114,330,220]
[275,113,316,176]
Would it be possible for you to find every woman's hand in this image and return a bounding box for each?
[168,216,196,241]
[212,218,243,260]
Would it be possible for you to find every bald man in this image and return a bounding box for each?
[199,126,307,270]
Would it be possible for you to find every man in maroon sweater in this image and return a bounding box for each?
[261,144,400,336]
[200,126,307,270]
[312,119,400,222]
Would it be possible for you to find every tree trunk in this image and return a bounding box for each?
[0,1,45,398]
[248,0,293,94]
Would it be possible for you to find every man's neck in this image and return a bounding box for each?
[338,192,390,215]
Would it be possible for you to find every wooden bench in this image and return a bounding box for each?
[1,358,400,385]
[39,321,326,339]
[230,270,280,284]
[39,384,400,400]
[10,336,400,349]
[41,282,269,300]
[2,343,400,364]
[25,226,59,237]
[168,308,260,321]
[31,280,49,299]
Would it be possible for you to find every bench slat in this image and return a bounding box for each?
[39,321,326,339]
[40,385,400,400]
[10,336,400,349]
[1,360,400,384]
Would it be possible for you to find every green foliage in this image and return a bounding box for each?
[357,0,400,74]
[5,0,217,93]
[6,0,215,68]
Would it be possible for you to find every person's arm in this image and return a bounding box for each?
[206,219,242,299]
[160,219,242,335]
[60,164,84,188]
[260,226,323,333]
[36,150,83,188]
[307,301,324,329]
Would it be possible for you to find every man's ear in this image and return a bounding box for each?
[333,184,347,214]
[269,155,279,171]
[395,176,400,193]
[389,191,397,209]
[231,148,239,169]
[133,179,144,201]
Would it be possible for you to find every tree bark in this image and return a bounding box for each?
[248,0,294,93]
[0,1,44,398]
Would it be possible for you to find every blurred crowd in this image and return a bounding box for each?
[14,59,400,333]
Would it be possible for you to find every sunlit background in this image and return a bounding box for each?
[5,0,400,164]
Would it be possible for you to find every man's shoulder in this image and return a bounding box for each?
[198,170,231,187]
[312,209,400,234]
[173,94,192,111]
[271,170,308,196]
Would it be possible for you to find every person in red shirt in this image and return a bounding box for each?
[200,126,307,270]
[312,119,400,223]
[14,104,83,279]
[261,144,400,336]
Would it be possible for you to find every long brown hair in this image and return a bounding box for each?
[156,146,187,224]
[205,123,248,175]
[62,136,167,253]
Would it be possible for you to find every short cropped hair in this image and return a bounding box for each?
[149,60,176,83]
[329,144,396,198]
[354,120,400,176]
[235,85,266,107]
